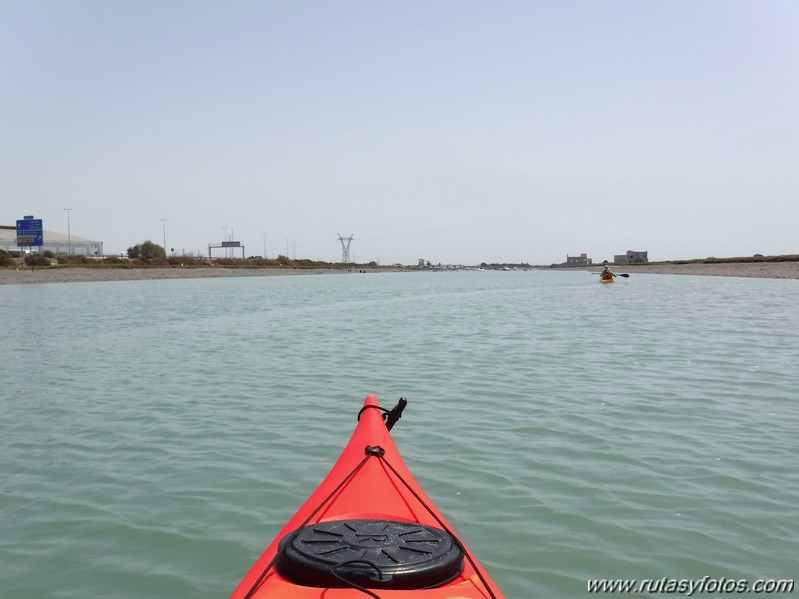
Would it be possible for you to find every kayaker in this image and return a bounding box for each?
[601,265,615,281]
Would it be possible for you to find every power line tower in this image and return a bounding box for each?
[337,234,354,263]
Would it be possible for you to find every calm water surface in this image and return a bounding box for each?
[1,271,797,598]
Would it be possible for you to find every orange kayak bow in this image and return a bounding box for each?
[231,395,504,598]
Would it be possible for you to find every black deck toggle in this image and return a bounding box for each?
[365,445,385,457]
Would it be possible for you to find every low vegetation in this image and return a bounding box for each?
[0,249,14,267]
[23,253,51,267]
[4,245,796,272]
[0,246,401,271]
[669,254,799,264]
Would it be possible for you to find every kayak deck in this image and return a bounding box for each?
[231,395,503,598]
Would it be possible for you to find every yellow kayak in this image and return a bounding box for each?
[599,277,615,284]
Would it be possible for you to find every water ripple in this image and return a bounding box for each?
[1,272,797,597]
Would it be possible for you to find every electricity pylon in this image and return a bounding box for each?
[338,234,354,263]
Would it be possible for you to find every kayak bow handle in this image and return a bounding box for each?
[384,397,407,431]
[357,397,408,432]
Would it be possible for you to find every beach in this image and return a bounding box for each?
[596,261,799,279]
[0,266,400,285]
[1,261,798,285]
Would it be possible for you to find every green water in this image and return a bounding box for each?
[1,271,797,598]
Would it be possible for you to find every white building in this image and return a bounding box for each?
[0,225,104,256]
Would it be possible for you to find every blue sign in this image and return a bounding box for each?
[16,218,44,247]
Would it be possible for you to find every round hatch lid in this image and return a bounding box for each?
[276,518,464,589]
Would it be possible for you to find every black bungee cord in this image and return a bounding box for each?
[242,452,373,599]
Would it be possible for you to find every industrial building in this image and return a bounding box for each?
[0,225,104,256]
[613,250,648,264]
[566,253,592,266]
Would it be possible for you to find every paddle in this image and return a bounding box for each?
[591,272,630,278]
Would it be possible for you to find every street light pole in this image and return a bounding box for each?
[262,232,267,258]
[64,208,72,254]
[161,219,167,256]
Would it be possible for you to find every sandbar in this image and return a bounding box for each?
[1,261,798,285]
[0,266,395,286]
[589,262,799,280]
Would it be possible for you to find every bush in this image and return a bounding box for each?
[0,250,14,267]
[167,255,206,267]
[127,240,165,259]
[24,253,51,267]
[56,254,90,265]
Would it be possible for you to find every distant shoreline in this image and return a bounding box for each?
[2,260,798,285]
[564,261,799,280]
[0,266,402,286]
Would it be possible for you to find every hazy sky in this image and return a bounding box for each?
[2,1,798,265]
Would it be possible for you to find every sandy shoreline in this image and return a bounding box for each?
[568,262,799,280]
[1,261,798,285]
[0,266,400,286]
